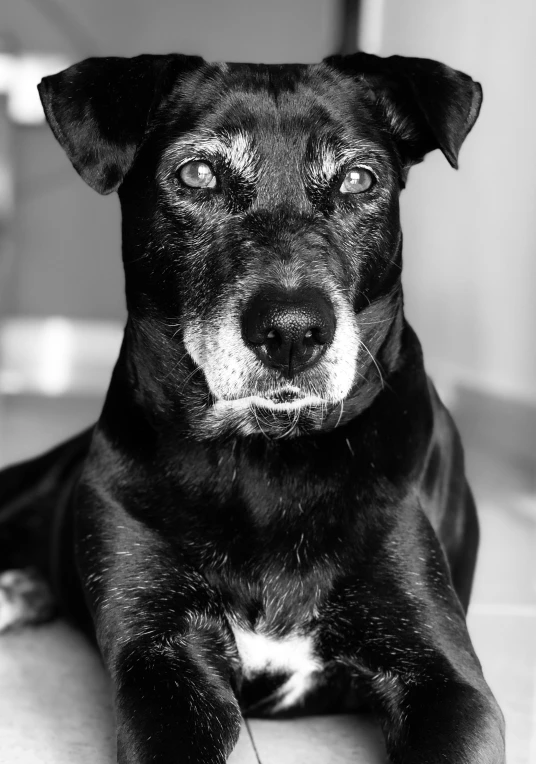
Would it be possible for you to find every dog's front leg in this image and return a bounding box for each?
[109,625,241,764]
[322,511,505,764]
[77,533,241,762]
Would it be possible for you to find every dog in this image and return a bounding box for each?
[0,51,505,763]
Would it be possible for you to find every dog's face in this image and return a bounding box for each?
[131,63,405,434]
[39,53,481,438]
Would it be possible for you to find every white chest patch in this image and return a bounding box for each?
[231,626,321,714]
[232,627,320,676]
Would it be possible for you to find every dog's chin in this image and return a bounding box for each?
[197,390,338,440]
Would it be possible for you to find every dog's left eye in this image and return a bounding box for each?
[340,168,374,194]
[178,161,217,189]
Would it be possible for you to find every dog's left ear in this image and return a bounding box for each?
[38,54,204,194]
[325,52,482,169]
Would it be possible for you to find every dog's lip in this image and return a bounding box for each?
[269,389,303,404]
[213,392,327,412]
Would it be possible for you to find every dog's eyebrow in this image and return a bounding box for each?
[159,130,259,183]
[307,138,388,183]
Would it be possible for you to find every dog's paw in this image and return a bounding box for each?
[0,568,56,633]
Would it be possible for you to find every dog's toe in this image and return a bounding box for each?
[0,568,56,633]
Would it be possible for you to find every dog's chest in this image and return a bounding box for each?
[232,626,322,715]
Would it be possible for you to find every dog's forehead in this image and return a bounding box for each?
[162,62,384,155]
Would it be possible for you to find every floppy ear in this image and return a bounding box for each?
[325,52,482,169]
[38,53,203,194]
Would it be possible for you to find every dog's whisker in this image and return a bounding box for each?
[357,318,394,326]
[335,400,345,429]
[250,404,270,440]
[358,339,385,390]
[155,353,193,384]
[177,365,204,392]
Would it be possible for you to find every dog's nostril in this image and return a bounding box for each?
[242,289,336,377]
[303,327,325,345]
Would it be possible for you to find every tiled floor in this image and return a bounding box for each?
[0,397,534,763]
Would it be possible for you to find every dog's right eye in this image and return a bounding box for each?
[178,161,217,189]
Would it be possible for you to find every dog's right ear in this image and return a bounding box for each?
[38,54,203,195]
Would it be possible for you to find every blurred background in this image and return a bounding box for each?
[0,1,534,762]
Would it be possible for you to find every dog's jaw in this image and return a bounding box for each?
[197,394,340,440]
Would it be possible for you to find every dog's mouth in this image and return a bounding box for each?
[204,387,336,438]
[269,389,302,404]
[214,387,328,413]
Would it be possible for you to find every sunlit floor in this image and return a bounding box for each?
[0,395,534,763]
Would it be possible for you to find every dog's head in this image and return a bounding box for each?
[39,53,481,438]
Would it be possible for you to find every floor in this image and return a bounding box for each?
[0,395,534,763]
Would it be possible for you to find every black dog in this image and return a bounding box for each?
[0,52,505,763]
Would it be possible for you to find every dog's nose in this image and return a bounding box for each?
[242,289,336,377]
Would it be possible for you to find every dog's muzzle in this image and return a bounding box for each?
[241,288,336,378]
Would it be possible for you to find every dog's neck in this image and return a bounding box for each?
[97,314,432,525]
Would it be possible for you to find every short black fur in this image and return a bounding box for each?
[0,52,504,764]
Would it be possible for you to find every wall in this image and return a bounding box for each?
[368,0,536,402]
